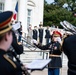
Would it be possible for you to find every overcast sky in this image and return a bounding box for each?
[46,0,54,4]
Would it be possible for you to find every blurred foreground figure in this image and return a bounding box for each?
[62,34,76,75]
[7,21,23,58]
[0,11,29,75]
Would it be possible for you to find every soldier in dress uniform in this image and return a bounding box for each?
[32,26,38,40]
[62,33,76,75]
[45,26,51,44]
[38,24,44,45]
[34,30,62,75]
[0,11,25,75]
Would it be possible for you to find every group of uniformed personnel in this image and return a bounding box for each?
[0,10,76,75]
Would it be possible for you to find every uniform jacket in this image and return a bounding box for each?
[38,28,43,38]
[0,49,22,75]
[33,29,38,40]
[62,35,76,74]
[34,41,62,68]
[45,29,51,38]
[35,41,62,55]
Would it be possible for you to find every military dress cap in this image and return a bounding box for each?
[53,31,62,37]
[0,11,13,35]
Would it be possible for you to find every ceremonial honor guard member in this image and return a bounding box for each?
[32,26,38,40]
[34,31,62,75]
[38,24,44,45]
[0,11,29,75]
[45,26,51,44]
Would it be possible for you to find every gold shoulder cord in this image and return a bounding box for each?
[3,55,17,68]
[60,39,64,51]
[60,34,68,51]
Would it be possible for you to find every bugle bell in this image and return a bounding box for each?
[60,20,76,34]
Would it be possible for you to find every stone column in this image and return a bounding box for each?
[4,0,13,11]
[18,0,28,35]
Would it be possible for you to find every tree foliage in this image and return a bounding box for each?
[44,0,76,28]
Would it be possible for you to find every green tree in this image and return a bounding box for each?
[44,0,76,28]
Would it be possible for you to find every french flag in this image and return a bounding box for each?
[13,2,18,20]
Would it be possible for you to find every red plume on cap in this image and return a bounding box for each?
[52,31,62,37]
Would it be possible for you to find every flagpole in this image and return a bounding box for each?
[17,1,18,21]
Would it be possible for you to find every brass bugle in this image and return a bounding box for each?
[9,46,30,75]
[60,20,76,34]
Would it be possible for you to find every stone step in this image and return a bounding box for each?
[20,48,44,63]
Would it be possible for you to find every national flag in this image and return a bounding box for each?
[13,2,18,20]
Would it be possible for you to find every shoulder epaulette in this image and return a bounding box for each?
[3,54,17,68]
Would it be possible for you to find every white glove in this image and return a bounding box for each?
[57,37,62,44]
[31,39,38,44]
